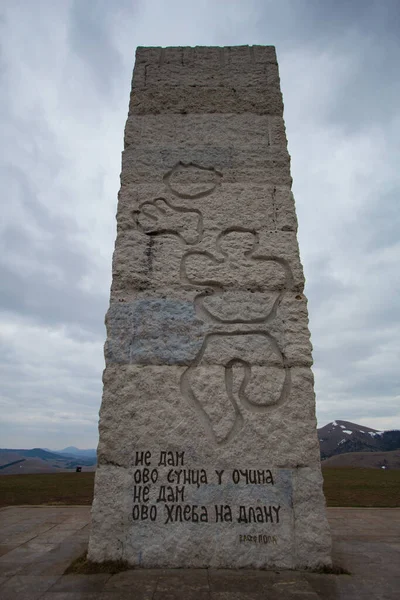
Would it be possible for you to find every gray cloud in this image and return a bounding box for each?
[0,164,107,334]
[67,0,126,98]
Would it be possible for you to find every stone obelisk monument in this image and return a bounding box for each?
[88,45,331,569]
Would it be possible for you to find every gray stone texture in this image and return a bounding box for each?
[88,45,332,569]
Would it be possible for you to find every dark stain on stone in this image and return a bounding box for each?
[145,236,155,274]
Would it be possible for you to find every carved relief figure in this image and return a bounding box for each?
[135,162,292,446]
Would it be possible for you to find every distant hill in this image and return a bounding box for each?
[57,447,97,458]
[322,449,400,469]
[318,420,400,464]
[0,448,96,475]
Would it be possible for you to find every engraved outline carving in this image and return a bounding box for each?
[181,227,293,325]
[134,162,293,446]
[134,196,203,245]
[180,331,291,446]
[163,161,223,199]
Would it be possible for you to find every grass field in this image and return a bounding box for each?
[322,467,400,507]
[0,472,95,507]
[0,468,399,508]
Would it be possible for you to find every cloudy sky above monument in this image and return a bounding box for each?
[0,0,399,448]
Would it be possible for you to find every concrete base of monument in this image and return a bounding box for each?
[86,464,332,570]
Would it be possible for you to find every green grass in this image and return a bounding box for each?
[0,468,399,508]
[0,472,95,507]
[322,467,400,507]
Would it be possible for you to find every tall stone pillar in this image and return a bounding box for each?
[88,45,332,569]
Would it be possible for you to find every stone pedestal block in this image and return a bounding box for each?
[88,45,332,569]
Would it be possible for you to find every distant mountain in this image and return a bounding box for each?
[318,420,400,461]
[1,448,68,461]
[41,447,97,459]
[57,447,97,458]
[0,448,96,475]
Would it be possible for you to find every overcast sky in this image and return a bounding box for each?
[0,0,399,449]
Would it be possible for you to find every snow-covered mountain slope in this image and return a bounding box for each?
[318,420,400,459]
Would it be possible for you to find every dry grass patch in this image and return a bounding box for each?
[322,467,400,507]
[308,563,350,575]
[65,551,130,574]
[0,472,95,507]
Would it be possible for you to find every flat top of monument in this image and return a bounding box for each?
[135,45,277,64]
[136,45,276,49]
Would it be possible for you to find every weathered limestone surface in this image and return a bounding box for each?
[88,45,332,569]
